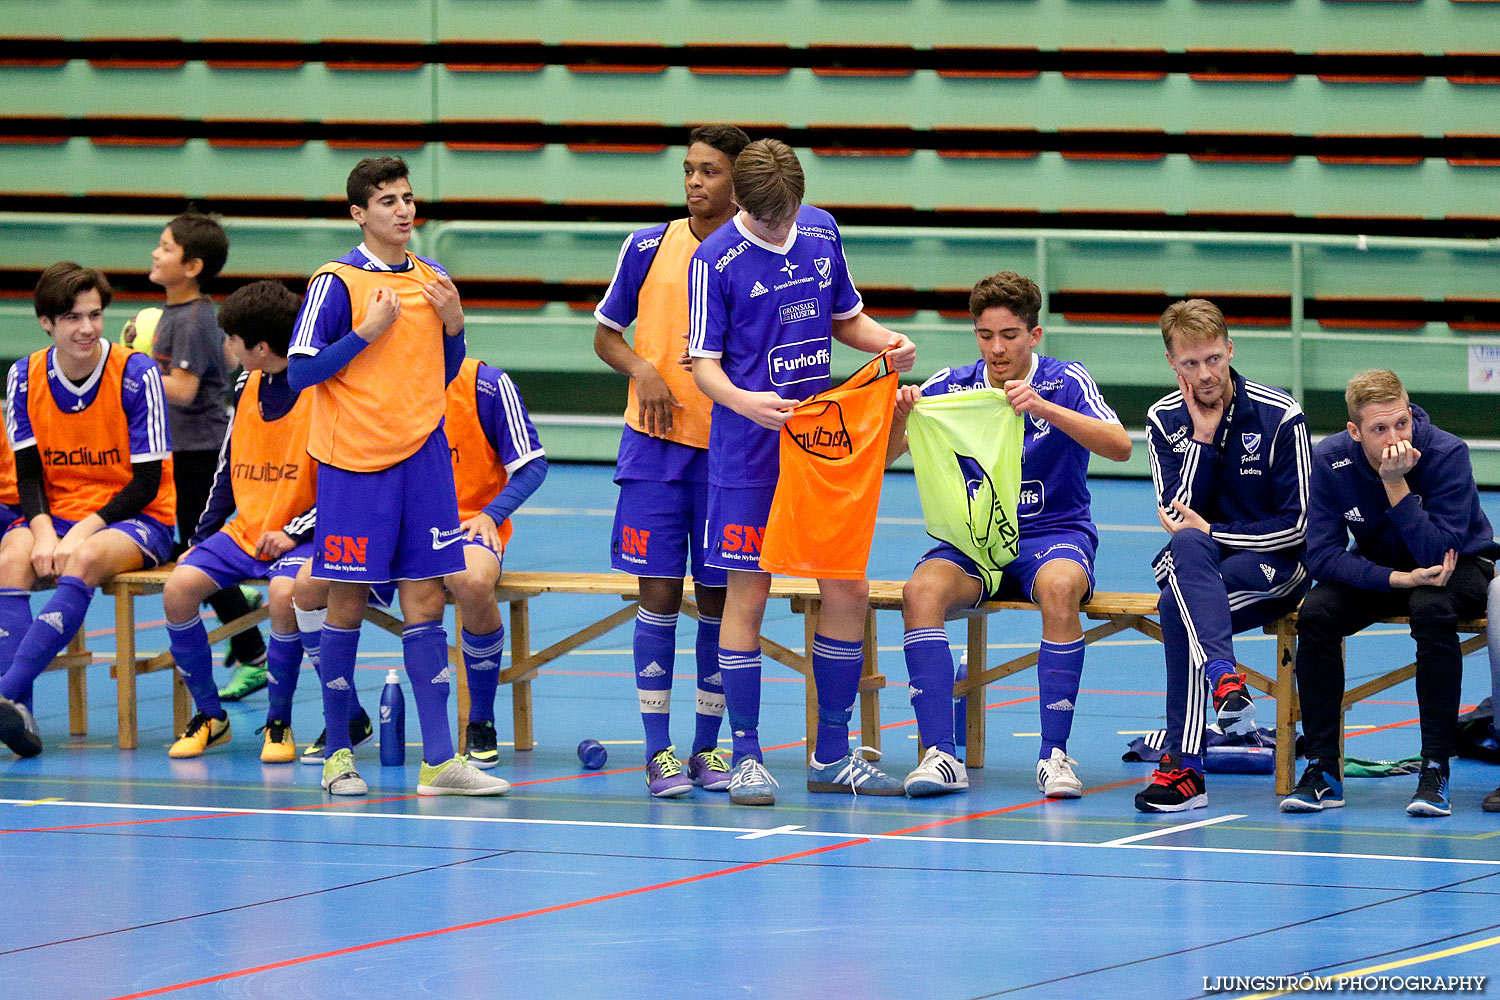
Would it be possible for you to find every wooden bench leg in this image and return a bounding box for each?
[453,604,470,754]
[1274,618,1298,796]
[114,587,138,750]
[859,609,881,753]
[509,598,534,752]
[173,671,191,737]
[965,616,987,770]
[67,628,88,736]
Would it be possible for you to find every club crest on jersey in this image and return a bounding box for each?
[787,400,852,460]
[1241,432,1261,456]
[815,257,832,289]
[1027,413,1051,438]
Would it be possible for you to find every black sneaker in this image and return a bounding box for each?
[1406,759,1451,818]
[1134,757,1207,813]
[299,709,374,764]
[1211,671,1256,736]
[1483,784,1500,814]
[463,720,500,769]
[1280,760,1345,813]
[0,696,43,758]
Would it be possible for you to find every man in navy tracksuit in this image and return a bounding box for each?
[1283,369,1497,818]
[1136,299,1311,812]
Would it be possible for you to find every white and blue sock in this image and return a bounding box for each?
[461,626,505,725]
[265,630,303,723]
[1038,637,1084,759]
[692,613,724,754]
[634,607,677,756]
[903,628,955,756]
[0,589,34,711]
[811,633,863,765]
[403,622,456,764]
[318,623,360,755]
[0,576,92,703]
[167,617,225,721]
[719,646,762,765]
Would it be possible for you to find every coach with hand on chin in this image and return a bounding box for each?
[1282,369,1498,818]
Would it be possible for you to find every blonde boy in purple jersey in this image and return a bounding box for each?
[688,139,916,805]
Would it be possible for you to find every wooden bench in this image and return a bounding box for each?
[1262,613,1489,795]
[59,570,1490,797]
[866,583,1487,796]
[91,569,889,756]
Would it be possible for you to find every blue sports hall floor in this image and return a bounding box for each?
[3,466,1498,1000]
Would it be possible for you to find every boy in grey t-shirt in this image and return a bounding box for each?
[147,212,268,696]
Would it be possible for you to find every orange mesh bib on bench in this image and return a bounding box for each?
[760,353,898,580]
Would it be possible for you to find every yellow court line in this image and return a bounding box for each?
[1239,933,1500,998]
[18,796,63,806]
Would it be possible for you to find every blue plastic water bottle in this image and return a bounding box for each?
[577,739,608,770]
[379,669,406,767]
[954,651,968,747]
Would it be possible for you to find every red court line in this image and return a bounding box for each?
[1345,716,1420,738]
[89,692,1146,998]
[883,775,1148,837]
[102,837,871,1000]
[97,757,1150,997]
[1343,704,1474,741]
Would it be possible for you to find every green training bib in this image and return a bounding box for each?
[907,389,1024,593]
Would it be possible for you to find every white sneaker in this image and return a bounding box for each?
[1036,748,1083,799]
[904,746,968,797]
[418,755,511,796]
[728,756,779,806]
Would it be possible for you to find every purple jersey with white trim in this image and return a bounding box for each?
[688,206,863,487]
[473,362,545,475]
[919,354,1118,537]
[6,343,171,462]
[595,223,669,333]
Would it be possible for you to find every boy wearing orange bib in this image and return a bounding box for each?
[593,125,748,797]
[0,263,177,757]
[288,157,506,798]
[160,281,321,763]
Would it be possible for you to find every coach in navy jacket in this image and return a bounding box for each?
[1137,300,1310,813]
[1285,369,1497,818]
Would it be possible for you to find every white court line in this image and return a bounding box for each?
[737,825,805,840]
[518,507,1162,534]
[6,798,1498,868]
[1102,813,1245,846]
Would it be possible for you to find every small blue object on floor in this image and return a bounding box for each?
[577,738,608,770]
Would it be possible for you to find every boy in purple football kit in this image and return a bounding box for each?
[889,272,1132,799]
[594,125,750,797]
[688,138,916,805]
[288,156,506,797]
